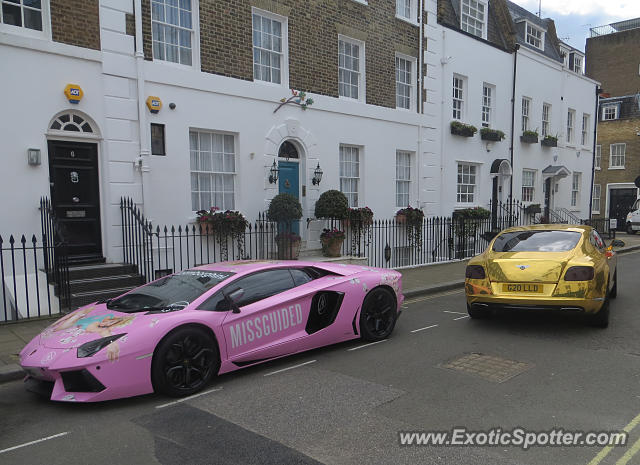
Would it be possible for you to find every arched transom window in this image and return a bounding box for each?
[50,113,94,133]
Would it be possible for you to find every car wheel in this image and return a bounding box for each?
[152,326,220,397]
[610,270,617,299]
[627,223,637,235]
[359,287,397,342]
[588,296,610,329]
[467,304,491,319]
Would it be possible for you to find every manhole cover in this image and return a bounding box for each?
[442,353,532,383]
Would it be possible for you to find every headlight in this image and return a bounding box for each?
[77,334,126,358]
[465,265,486,279]
[564,266,594,281]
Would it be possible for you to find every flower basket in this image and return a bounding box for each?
[541,136,558,147]
[320,228,345,257]
[480,128,506,142]
[520,131,539,144]
[348,207,374,227]
[524,203,542,214]
[450,121,477,137]
[196,208,248,237]
[395,213,407,224]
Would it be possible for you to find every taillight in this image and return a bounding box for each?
[465,265,486,279]
[564,266,594,281]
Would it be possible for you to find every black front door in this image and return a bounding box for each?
[609,188,637,230]
[48,140,102,259]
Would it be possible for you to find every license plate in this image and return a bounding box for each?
[502,283,543,293]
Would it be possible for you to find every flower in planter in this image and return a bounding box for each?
[196,208,248,237]
[348,206,374,226]
[395,205,424,225]
[450,121,478,137]
[541,135,558,146]
[480,128,506,141]
[320,228,345,241]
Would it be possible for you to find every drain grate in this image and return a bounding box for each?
[442,353,532,383]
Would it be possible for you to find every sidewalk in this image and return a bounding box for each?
[2,232,639,383]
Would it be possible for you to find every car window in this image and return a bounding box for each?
[290,268,314,286]
[492,230,582,252]
[199,269,295,311]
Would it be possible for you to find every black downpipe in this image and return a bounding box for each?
[509,44,520,225]
[588,86,601,221]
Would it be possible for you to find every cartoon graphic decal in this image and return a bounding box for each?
[61,394,76,402]
[41,351,56,364]
[149,318,160,328]
[380,274,400,293]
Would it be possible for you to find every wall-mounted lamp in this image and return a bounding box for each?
[384,243,391,262]
[27,148,41,166]
[268,160,279,184]
[312,162,323,185]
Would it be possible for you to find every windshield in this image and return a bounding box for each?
[107,270,234,312]
[493,230,582,253]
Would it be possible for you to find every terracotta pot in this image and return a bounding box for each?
[321,238,343,257]
[276,239,301,260]
[395,214,407,224]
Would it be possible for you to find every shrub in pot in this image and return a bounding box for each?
[314,190,349,220]
[268,193,303,259]
[274,232,302,260]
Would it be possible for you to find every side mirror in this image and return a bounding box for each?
[222,288,244,314]
[610,239,626,248]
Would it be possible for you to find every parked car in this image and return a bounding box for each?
[464,225,624,327]
[19,261,402,402]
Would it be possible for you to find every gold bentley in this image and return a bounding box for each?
[465,225,625,327]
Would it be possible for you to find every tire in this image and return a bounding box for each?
[610,270,617,299]
[627,223,637,235]
[359,287,397,342]
[152,326,220,397]
[467,303,491,319]
[589,298,610,328]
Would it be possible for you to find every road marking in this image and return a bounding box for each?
[263,360,316,377]
[453,315,470,320]
[347,339,388,351]
[616,435,640,465]
[404,289,464,305]
[443,311,467,315]
[587,411,640,465]
[411,324,438,333]
[0,432,69,455]
[155,387,223,409]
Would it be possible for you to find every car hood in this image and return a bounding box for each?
[38,304,159,349]
[484,250,574,283]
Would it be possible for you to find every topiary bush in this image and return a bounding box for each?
[314,190,348,219]
[267,193,303,223]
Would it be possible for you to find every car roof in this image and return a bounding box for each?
[190,260,365,277]
[498,224,591,234]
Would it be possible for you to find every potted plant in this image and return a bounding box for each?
[520,129,539,144]
[268,193,303,259]
[541,135,558,147]
[320,228,345,257]
[314,190,348,257]
[196,208,248,237]
[450,121,478,137]
[480,128,506,142]
[196,207,218,234]
[347,206,374,227]
[396,206,425,248]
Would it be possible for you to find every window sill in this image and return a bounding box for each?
[338,95,366,104]
[608,166,625,170]
[395,15,419,27]
[253,78,288,88]
[350,0,368,4]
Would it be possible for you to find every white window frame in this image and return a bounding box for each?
[457,162,477,204]
[395,53,416,111]
[190,130,237,212]
[481,83,494,128]
[525,22,544,51]
[460,0,487,39]
[522,169,536,203]
[0,0,51,39]
[338,35,366,102]
[566,109,575,144]
[452,74,465,120]
[571,172,581,208]
[521,97,531,132]
[581,114,589,146]
[339,145,361,207]
[396,151,412,207]
[573,55,583,74]
[592,184,601,214]
[252,8,288,87]
[396,0,418,24]
[601,104,619,121]
[609,143,626,169]
[542,103,551,138]
[151,0,201,69]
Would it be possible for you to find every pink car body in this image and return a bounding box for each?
[19,260,403,402]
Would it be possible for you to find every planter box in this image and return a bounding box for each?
[541,137,558,147]
[321,238,344,257]
[520,133,539,144]
[451,125,476,137]
[481,131,503,142]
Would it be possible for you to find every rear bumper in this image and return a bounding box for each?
[467,295,605,314]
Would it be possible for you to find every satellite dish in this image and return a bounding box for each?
[635,175,640,188]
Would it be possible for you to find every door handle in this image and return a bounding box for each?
[72,197,80,203]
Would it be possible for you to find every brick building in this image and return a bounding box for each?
[586,19,640,229]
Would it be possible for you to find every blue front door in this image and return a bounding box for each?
[278,161,300,235]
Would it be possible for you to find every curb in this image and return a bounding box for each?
[618,244,640,255]
[403,280,465,300]
[0,364,24,384]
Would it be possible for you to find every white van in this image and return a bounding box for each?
[627,198,640,234]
